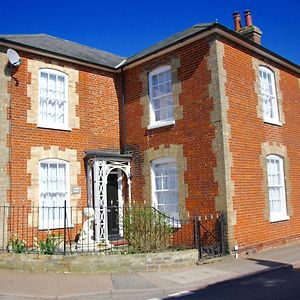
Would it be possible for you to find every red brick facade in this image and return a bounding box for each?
[0,22,299,253]
[124,35,300,252]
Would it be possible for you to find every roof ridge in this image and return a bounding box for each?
[0,33,47,38]
[193,22,215,28]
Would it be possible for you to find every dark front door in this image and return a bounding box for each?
[107,173,119,237]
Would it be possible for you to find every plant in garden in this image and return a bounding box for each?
[122,206,173,253]
[8,233,27,253]
[37,233,58,255]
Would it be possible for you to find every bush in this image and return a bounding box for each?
[122,206,173,253]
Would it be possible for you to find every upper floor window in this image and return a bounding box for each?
[39,159,70,229]
[39,69,68,130]
[259,66,280,125]
[266,155,288,222]
[151,157,179,220]
[148,66,174,128]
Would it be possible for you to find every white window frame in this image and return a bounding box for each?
[151,157,179,222]
[148,65,175,129]
[39,159,71,230]
[266,155,289,222]
[259,66,281,125]
[38,69,70,130]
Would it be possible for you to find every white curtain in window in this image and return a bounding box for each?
[266,155,287,221]
[259,67,278,122]
[153,159,179,220]
[149,67,173,123]
[39,70,67,127]
[39,160,68,229]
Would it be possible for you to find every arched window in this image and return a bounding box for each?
[151,157,179,220]
[259,66,279,124]
[266,155,288,222]
[39,159,70,229]
[148,65,174,127]
[39,69,68,129]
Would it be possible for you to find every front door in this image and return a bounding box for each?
[107,173,119,238]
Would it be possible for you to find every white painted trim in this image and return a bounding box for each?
[115,59,127,69]
[147,119,175,130]
[270,215,290,223]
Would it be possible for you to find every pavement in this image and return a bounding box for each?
[0,242,299,299]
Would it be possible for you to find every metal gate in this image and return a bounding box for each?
[194,213,226,260]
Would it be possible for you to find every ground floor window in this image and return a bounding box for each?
[39,159,69,229]
[266,155,288,222]
[151,157,179,220]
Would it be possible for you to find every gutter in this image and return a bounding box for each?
[120,67,127,154]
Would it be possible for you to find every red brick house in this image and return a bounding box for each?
[0,11,299,253]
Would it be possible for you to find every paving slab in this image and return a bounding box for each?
[0,270,113,297]
[112,274,156,290]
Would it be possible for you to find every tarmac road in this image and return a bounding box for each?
[164,265,300,300]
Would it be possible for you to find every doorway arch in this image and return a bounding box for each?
[85,151,131,243]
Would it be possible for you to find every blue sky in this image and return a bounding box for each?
[1,0,299,65]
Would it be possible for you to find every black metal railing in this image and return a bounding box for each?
[0,204,226,258]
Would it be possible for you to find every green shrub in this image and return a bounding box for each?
[122,206,173,253]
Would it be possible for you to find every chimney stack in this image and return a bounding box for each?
[233,10,262,44]
[244,10,253,27]
[233,12,242,31]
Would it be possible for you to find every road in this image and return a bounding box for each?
[165,265,300,300]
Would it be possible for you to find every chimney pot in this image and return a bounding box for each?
[233,11,242,31]
[244,10,253,27]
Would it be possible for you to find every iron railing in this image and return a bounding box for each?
[0,204,226,258]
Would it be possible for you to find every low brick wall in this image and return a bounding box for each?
[0,249,198,273]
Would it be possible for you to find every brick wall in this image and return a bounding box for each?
[124,37,219,217]
[223,39,300,251]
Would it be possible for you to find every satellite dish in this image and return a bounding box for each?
[7,48,21,67]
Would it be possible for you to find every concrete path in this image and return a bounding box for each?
[0,242,299,299]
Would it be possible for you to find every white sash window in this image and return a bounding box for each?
[259,66,280,124]
[148,66,174,128]
[39,69,68,129]
[266,155,288,222]
[151,158,179,220]
[39,159,70,229]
